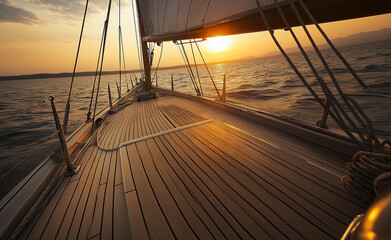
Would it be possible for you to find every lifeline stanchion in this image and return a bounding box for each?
[49,96,78,175]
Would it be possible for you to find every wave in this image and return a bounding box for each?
[377,53,391,57]
[236,84,258,89]
[319,68,348,74]
[357,56,371,60]
[228,89,285,100]
[349,94,390,99]
[359,64,391,72]
[367,82,391,89]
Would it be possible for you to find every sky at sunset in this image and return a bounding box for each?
[0,0,391,76]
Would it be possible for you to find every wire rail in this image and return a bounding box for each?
[0,130,59,182]
[0,96,86,183]
[0,98,49,124]
[0,98,60,182]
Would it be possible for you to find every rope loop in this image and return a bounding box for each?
[342,151,391,202]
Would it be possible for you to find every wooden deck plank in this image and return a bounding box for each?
[101,150,118,240]
[124,191,149,239]
[76,148,109,240]
[126,144,174,239]
[69,146,97,183]
[147,137,225,239]
[208,122,365,209]
[121,105,133,146]
[135,102,143,139]
[87,184,106,239]
[56,147,103,240]
[158,132,263,239]
[115,150,123,186]
[120,147,135,193]
[103,109,125,148]
[19,177,69,240]
[136,140,197,239]
[113,184,131,240]
[100,150,112,186]
[152,101,175,131]
[128,103,137,141]
[202,123,360,205]
[111,106,129,149]
[159,96,351,176]
[167,130,295,239]
[181,124,338,239]
[39,145,99,239]
[194,124,351,227]
[99,109,123,148]
[138,102,148,138]
[153,135,235,238]
[39,179,78,239]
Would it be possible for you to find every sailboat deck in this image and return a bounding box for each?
[19,95,367,239]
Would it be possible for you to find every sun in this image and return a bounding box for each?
[206,36,231,52]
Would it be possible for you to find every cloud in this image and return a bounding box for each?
[0,0,40,24]
[29,0,111,18]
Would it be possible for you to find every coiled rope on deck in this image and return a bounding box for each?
[342,151,391,203]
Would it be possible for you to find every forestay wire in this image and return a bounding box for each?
[92,0,113,131]
[87,24,106,121]
[254,0,391,202]
[189,40,203,96]
[118,0,133,93]
[63,0,90,134]
[194,40,221,100]
[177,41,202,96]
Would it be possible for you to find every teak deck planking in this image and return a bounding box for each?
[18,95,367,239]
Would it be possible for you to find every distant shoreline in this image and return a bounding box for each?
[2,27,390,81]
[0,57,254,81]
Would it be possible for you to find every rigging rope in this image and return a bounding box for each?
[118,2,122,96]
[288,0,380,151]
[92,0,113,131]
[131,0,144,79]
[63,0,90,133]
[254,0,353,145]
[272,0,369,149]
[87,24,106,121]
[152,43,164,84]
[194,41,221,99]
[254,0,391,201]
[190,40,203,96]
[120,29,132,90]
[297,0,367,89]
[178,41,201,95]
[178,44,199,95]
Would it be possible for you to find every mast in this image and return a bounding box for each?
[135,0,152,90]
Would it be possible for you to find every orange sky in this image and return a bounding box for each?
[0,1,390,76]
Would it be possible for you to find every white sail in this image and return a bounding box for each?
[139,0,284,37]
[138,0,391,42]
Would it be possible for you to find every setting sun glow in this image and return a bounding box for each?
[206,36,231,52]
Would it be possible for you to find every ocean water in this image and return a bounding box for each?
[0,39,390,199]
